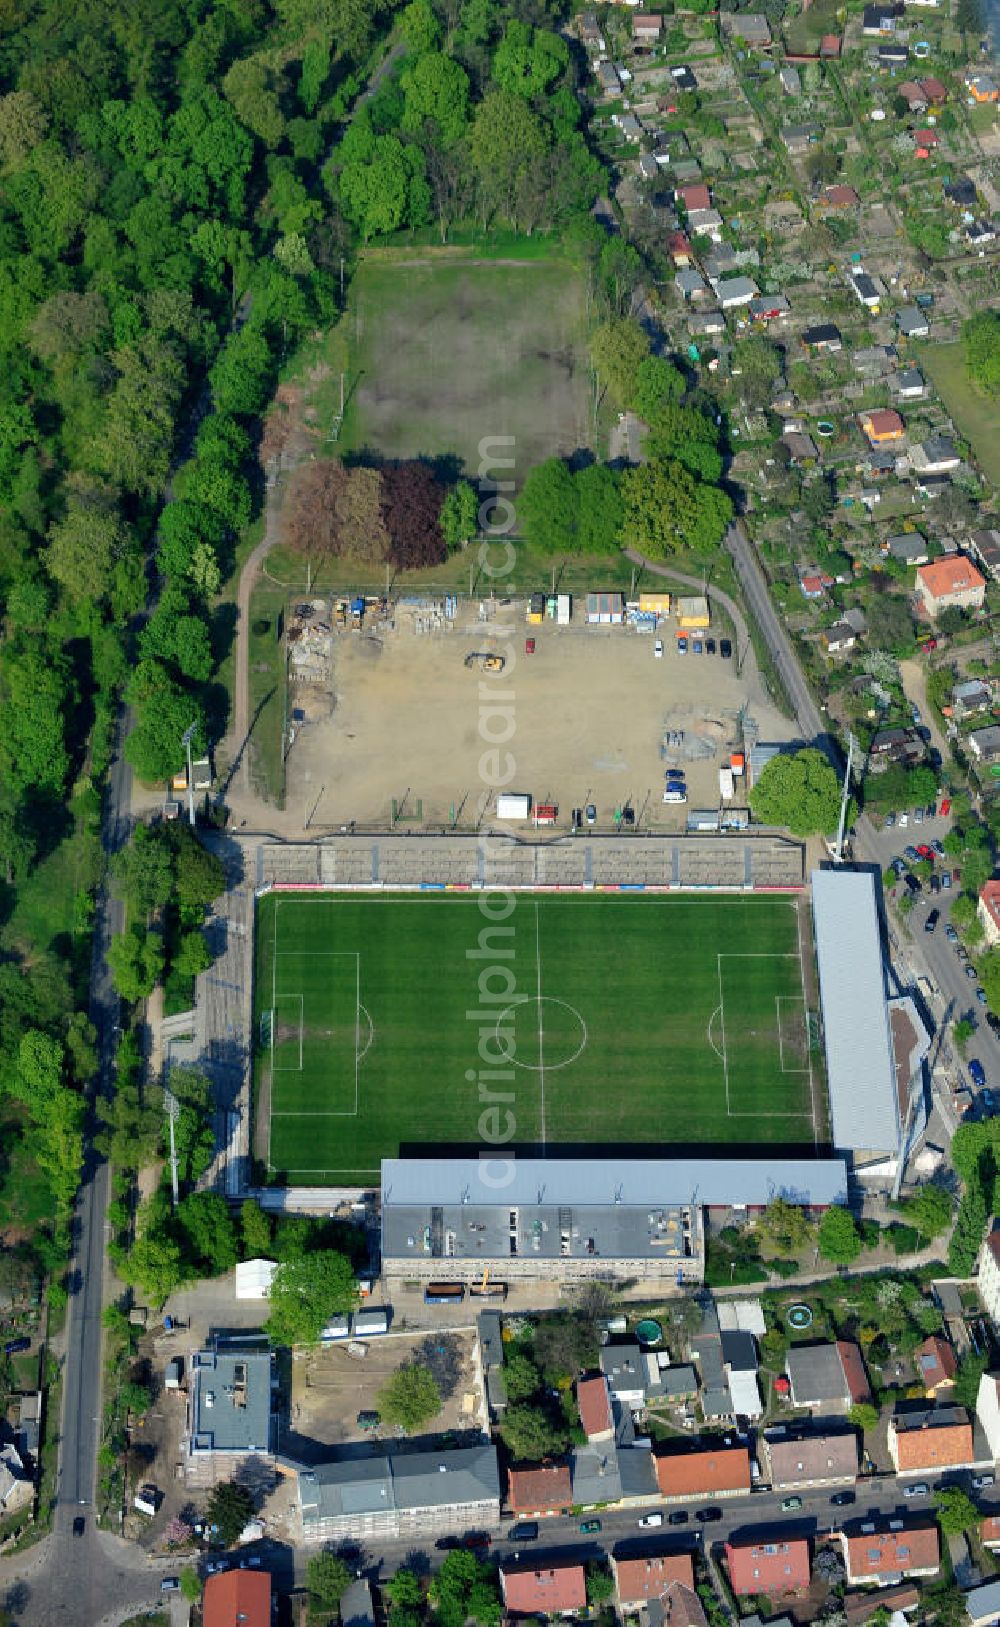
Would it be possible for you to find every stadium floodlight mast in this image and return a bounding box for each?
[164,1087,180,1207]
[832,732,856,865]
[181,721,198,829]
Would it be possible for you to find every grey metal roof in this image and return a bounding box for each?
[657,1364,698,1397]
[618,1444,659,1498]
[392,1443,500,1509]
[478,1312,504,1370]
[572,1444,623,1506]
[810,869,899,1154]
[601,1344,646,1392]
[382,1158,848,1220]
[786,1343,851,1406]
[341,1578,375,1627]
[383,1151,850,1269]
[299,1444,499,1528]
[964,1578,1000,1623]
[190,1346,272,1456]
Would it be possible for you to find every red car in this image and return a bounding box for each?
[920,637,938,653]
[939,798,951,817]
[916,844,933,859]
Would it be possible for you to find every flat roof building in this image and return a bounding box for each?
[381,1158,848,1284]
[811,870,900,1158]
[187,1340,274,1477]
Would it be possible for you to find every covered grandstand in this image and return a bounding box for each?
[811,868,901,1161]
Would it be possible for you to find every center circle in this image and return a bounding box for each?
[494,998,588,1072]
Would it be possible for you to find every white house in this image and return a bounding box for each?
[978,1231,1000,1323]
[717,276,758,309]
[976,1370,1000,1462]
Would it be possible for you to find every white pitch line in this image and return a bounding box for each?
[535,901,546,1152]
[716,953,732,1116]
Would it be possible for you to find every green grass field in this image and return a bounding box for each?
[922,343,1000,487]
[255,892,819,1184]
[331,250,594,477]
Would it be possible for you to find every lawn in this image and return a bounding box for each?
[255,892,819,1184]
[922,342,1000,487]
[330,249,594,479]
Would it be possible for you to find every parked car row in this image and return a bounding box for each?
[675,635,732,658]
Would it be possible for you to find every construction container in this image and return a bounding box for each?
[677,594,710,629]
[731,752,746,776]
[639,592,672,617]
[532,804,558,826]
[719,767,735,801]
[527,592,545,625]
[320,1315,350,1343]
[586,591,625,624]
[497,793,531,821]
[557,594,572,624]
[352,1308,391,1338]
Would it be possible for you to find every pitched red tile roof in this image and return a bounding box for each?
[678,184,712,211]
[843,1520,939,1580]
[893,1414,973,1472]
[655,1443,751,1499]
[203,1570,271,1627]
[660,1582,709,1627]
[914,127,939,146]
[862,409,905,440]
[920,77,947,101]
[916,1335,957,1390]
[917,557,986,600]
[982,1515,1000,1548]
[725,1537,811,1596]
[979,881,1000,934]
[501,1562,587,1616]
[577,1376,613,1438]
[837,1341,871,1405]
[823,185,860,207]
[507,1463,573,1514]
[844,1583,921,1624]
[614,1551,695,1604]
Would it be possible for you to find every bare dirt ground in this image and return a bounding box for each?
[290,1329,482,1454]
[284,606,797,833]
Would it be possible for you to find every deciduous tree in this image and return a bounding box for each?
[499,1402,569,1461]
[817,1205,861,1266]
[265,1251,359,1345]
[749,748,846,837]
[378,1361,442,1432]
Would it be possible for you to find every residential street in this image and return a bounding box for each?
[255,1472,994,1599]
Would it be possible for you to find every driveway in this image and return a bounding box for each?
[898,659,951,767]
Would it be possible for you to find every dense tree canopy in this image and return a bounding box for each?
[749,748,847,837]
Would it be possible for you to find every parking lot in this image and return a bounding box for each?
[286,605,796,832]
[290,1328,483,1453]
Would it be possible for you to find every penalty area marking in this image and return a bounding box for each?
[775,995,809,1075]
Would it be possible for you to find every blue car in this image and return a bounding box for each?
[970,1060,987,1089]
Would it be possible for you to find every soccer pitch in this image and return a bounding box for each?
[254,892,822,1184]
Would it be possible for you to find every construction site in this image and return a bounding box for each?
[276,591,797,834]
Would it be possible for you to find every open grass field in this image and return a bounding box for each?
[922,343,1000,487]
[255,892,821,1184]
[333,250,594,478]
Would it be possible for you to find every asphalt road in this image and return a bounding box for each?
[59,719,131,1518]
[726,523,833,756]
[261,1472,997,1595]
[720,521,1000,1102]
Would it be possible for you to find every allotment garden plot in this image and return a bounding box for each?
[255,891,821,1185]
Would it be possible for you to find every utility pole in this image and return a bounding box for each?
[833,731,855,864]
[181,721,198,830]
[164,1089,180,1208]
